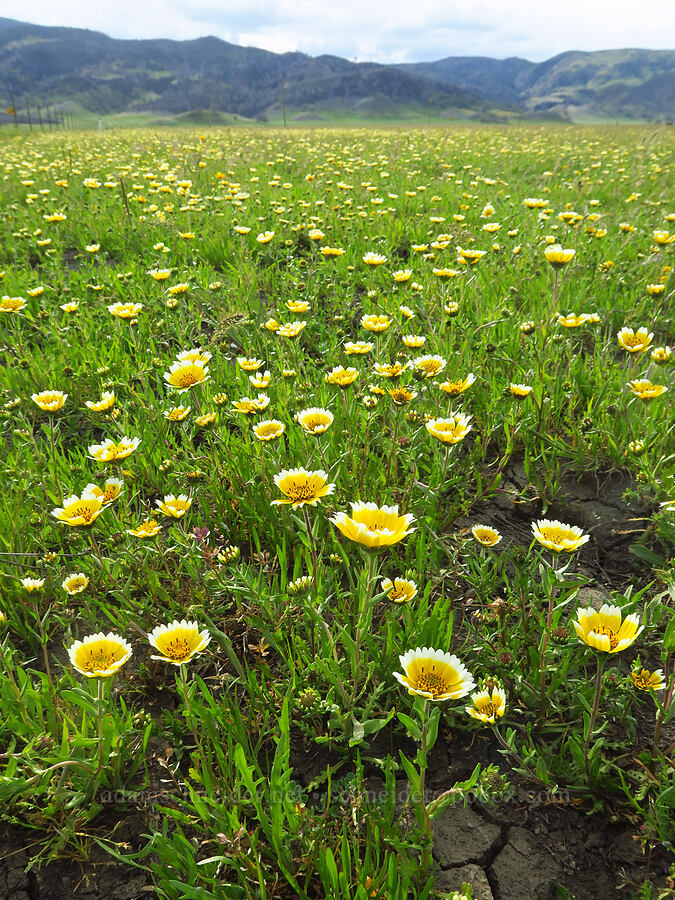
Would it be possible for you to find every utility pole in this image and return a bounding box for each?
[25,96,33,131]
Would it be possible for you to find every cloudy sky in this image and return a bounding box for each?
[2,0,673,63]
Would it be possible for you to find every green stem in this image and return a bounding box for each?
[33,601,56,703]
[49,418,60,498]
[352,552,378,683]
[302,505,320,660]
[584,654,607,783]
[539,552,559,713]
[652,652,672,753]
[551,268,560,316]
[96,677,105,774]
[419,699,433,873]
[89,531,105,569]
[179,663,210,783]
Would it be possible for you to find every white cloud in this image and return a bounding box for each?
[1,0,673,62]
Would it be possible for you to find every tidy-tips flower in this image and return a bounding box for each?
[156,494,191,518]
[558,313,589,328]
[88,436,140,462]
[531,519,589,553]
[62,573,89,595]
[394,648,475,701]
[287,300,311,313]
[127,519,161,538]
[388,387,417,405]
[363,251,387,266]
[83,477,123,504]
[466,684,507,723]
[164,405,191,421]
[650,346,671,364]
[627,380,667,400]
[573,604,642,653]
[439,374,475,395]
[374,362,406,378]
[237,356,263,371]
[402,334,426,348]
[195,412,216,427]
[361,314,391,333]
[0,296,27,312]
[32,390,67,412]
[544,244,575,267]
[52,491,105,527]
[253,419,285,440]
[381,577,417,603]
[147,619,211,665]
[249,370,271,389]
[232,394,270,414]
[617,327,653,354]
[325,366,358,387]
[631,667,665,691]
[331,502,415,549]
[393,269,413,282]
[296,408,333,435]
[68,632,132,678]
[85,391,115,412]
[471,525,502,547]
[271,468,335,507]
[176,348,212,364]
[108,302,142,319]
[426,413,472,444]
[412,354,447,378]
[277,321,306,338]
[344,340,373,355]
[457,247,486,265]
[164,359,209,391]
[21,576,45,592]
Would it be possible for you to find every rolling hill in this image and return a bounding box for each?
[0,17,672,123]
[401,49,675,121]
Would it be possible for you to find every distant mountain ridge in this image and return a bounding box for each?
[401,49,675,120]
[0,17,672,122]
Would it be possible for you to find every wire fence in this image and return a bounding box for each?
[1,92,90,130]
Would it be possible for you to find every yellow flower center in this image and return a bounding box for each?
[258,423,280,437]
[364,518,389,532]
[391,390,412,403]
[304,415,328,431]
[286,481,319,501]
[77,643,124,671]
[476,700,499,717]
[160,637,194,660]
[73,504,95,521]
[415,668,449,698]
[177,372,199,388]
[539,527,567,547]
[595,623,619,649]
